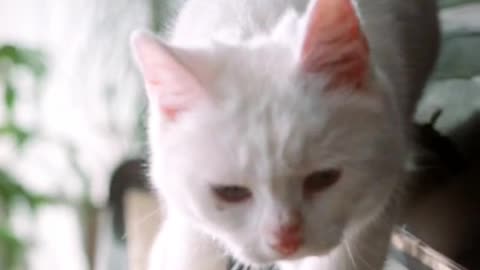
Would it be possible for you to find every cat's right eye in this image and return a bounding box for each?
[212,185,252,203]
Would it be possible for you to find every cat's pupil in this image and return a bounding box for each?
[212,185,252,203]
[303,169,341,196]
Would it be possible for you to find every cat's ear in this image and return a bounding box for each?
[130,30,206,120]
[299,0,369,89]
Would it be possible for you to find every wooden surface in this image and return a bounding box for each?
[125,190,162,270]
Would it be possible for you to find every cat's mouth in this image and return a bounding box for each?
[225,236,347,269]
[232,246,309,265]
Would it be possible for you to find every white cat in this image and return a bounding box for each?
[130,0,439,269]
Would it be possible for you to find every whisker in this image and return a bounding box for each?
[347,240,378,270]
[327,248,333,269]
[345,241,358,270]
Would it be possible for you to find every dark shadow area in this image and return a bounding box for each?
[405,109,480,270]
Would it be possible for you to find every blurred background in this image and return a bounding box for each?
[0,0,479,270]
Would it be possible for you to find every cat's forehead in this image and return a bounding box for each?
[193,53,329,176]
[211,43,298,89]
[195,42,331,132]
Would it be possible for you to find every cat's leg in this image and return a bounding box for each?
[277,214,394,270]
[148,215,228,270]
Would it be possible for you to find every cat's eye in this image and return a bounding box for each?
[303,168,341,195]
[212,185,252,203]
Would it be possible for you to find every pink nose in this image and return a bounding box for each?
[270,221,303,256]
[270,234,303,256]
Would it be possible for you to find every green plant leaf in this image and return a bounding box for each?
[0,226,23,249]
[0,225,25,270]
[0,169,54,212]
[441,0,480,8]
[439,0,480,9]
[432,31,480,80]
[0,45,46,78]
[0,123,32,148]
[4,80,16,112]
[0,169,26,213]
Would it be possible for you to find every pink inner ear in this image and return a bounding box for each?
[301,0,369,89]
[131,31,204,120]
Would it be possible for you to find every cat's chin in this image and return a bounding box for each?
[232,246,334,266]
[229,246,289,267]
[230,250,275,266]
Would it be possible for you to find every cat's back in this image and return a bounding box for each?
[170,0,309,46]
[356,0,440,122]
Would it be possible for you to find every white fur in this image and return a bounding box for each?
[133,0,436,270]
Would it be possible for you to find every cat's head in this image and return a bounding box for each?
[131,0,404,265]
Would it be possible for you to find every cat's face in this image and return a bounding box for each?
[145,46,402,265]
[132,0,404,265]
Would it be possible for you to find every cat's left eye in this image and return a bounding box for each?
[212,185,252,203]
[303,168,341,195]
